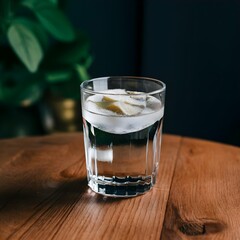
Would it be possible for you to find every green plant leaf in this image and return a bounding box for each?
[44,32,90,66]
[12,17,49,51]
[45,69,72,83]
[49,0,58,5]
[7,23,43,72]
[22,0,75,41]
[75,64,90,82]
[0,67,44,106]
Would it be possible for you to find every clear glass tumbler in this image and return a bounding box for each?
[81,76,166,197]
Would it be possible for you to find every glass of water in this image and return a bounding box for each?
[81,76,166,197]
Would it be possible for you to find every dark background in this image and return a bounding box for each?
[65,0,240,146]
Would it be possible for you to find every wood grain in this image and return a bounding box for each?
[161,137,240,240]
[0,133,181,240]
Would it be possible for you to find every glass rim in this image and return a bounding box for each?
[80,76,166,95]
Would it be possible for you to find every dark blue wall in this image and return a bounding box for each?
[141,1,240,145]
[66,0,140,76]
[66,0,240,146]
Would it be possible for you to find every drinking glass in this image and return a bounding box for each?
[80,76,166,197]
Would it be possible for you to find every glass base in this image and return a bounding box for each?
[88,176,153,198]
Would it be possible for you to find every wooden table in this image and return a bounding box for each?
[0,133,239,240]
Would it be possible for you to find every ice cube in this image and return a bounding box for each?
[89,147,113,162]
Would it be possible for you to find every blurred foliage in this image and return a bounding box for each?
[0,0,92,107]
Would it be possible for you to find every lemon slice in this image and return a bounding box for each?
[101,89,127,103]
[102,90,146,108]
[105,101,143,115]
[87,89,146,116]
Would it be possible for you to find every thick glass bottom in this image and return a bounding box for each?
[88,175,154,197]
